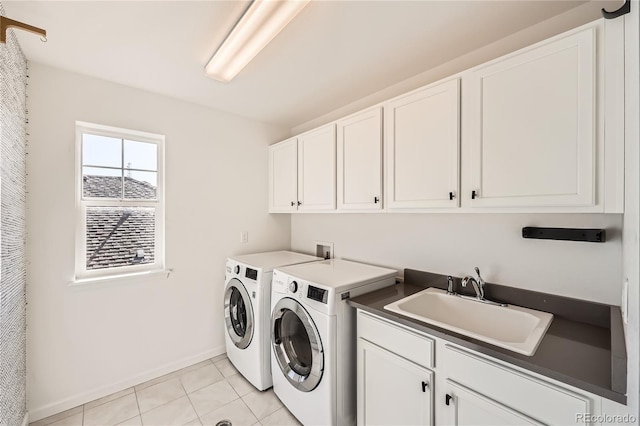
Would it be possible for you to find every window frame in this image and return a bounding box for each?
[75,121,165,281]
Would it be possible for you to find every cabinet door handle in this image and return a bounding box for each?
[449,191,455,200]
[421,381,429,392]
[471,190,478,200]
[297,201,302,206]
[445,394,453,406]
[291,201,295,206]
[374,196,380,204]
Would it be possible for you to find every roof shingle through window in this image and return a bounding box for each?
[83,175,156,270]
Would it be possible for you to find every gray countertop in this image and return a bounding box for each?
[349,272,627,405]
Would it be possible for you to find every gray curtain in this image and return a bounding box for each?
[0,2,28,425]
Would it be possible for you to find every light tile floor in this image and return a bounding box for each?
[30,355,301,426]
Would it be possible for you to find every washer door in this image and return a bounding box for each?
[271,297,324,392]
[224,278,254,349]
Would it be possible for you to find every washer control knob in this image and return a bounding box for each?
[289,281,298,293]
[234,265,240,274]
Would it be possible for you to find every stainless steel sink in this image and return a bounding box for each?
[384,288,553,356]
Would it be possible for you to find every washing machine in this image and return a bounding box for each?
[224,251,321,391]
[270,259,397,425]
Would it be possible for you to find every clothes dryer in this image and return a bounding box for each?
[224,251,320,391]
[270,259,396,425]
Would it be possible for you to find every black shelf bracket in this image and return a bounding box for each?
[522,227,606,243]
[602,0,630,19]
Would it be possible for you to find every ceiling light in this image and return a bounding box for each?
[205,0,310,83]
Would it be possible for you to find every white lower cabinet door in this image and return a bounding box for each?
[444,379,543,426]
[357,339,433,426]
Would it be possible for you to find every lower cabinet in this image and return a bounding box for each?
[357,339,434,426]
[442,344,596,425]
[356,310,607,426]
[443,379,542,425]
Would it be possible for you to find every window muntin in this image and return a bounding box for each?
[76,122,164,280]
[81,134,158,201]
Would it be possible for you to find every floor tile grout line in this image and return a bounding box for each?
[135,359,218,393]
[185,392,206,425]
[181,363,226,395]
[136,390,186,416]
[177,376,201,425]
[81,388,136,415]
[132,387,142,424]
[188,376,242,423]
[35,358,231,426]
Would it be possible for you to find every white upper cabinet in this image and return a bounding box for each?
[464,26,598,209]
[268,19,624,214]
[337,107,383,211]
[386,79,460,210]
[268,137,298,213]
[297,124,337,211]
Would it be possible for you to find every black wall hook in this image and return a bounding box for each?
[602,0,631,19]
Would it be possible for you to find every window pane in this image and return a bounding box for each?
[82,134,122,168]
[83,167,122,198]
[86,207,155,271]
[124,171,157,200]
[124,140,157,171]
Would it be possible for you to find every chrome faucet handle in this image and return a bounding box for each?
[474,267,485,298]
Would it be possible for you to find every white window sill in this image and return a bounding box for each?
[70,268,173,287]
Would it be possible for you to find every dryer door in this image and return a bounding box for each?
[224,278,254,349]
[271,297,324,392]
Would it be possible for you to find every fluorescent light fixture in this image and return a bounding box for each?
[205,0,310,82]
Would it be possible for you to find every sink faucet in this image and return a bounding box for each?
[461,267,485,300]
[459,267,507,307]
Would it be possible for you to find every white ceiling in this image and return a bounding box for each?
[3,0,596,129]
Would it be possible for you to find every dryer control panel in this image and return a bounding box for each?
[307,286,328,304]
[272,270,336,315]
[245,267,258,280]
[226,260,260,283]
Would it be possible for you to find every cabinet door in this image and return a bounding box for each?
[386,78,460,210]
[357,339,433,426]
[443,344,595,425]
[298,124,336,211]
[337,107,383,211]
[268,138,298,212]
[444,379,542,426]
[465,27,596,208]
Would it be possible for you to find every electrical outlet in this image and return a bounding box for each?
[240,231,248,244]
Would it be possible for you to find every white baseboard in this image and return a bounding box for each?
[21,411,29,426]
[28,346,225,422]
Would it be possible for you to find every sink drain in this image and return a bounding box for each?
[216,421,232,426]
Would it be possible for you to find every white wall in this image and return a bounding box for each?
[25,63,291,420]
[291,213,622,304]
[292,1,607,135]
[288,0,634,412]
[289,3,625,306]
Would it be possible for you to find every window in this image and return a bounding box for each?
[75,121,164,280]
